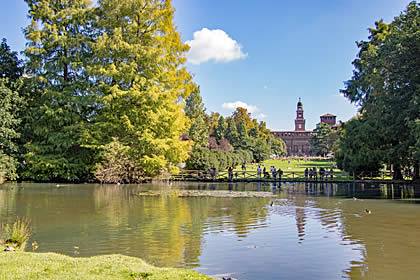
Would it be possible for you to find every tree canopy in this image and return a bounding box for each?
[338,2,420,179]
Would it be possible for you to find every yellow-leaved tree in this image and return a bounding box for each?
[84,0,194,182]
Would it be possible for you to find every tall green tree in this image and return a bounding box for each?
[23,0,94,180]
[185,85,205,119]
[85,0,193,180]
[0,39,25,181]
[0,80,24,181]
[310,122,333,156]
[232,107,253,130]
[215,116,227,141]
[0,39,23,84]
[225,117,240,147]
[237,121,249,144]
[189,114,209,147]
[334,116,383,175]
[340,2,420,179]
[185,85,208,147]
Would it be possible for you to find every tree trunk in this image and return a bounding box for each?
[413,160,419,181]
[392,164,403,180]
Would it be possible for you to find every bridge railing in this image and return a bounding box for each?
[172,170,352,181]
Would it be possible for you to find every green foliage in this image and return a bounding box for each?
[19,0,195,182]
[189,114,209,147]
[83,0,193,180]
[185,85,205,120]
[1,217,32,249]
[232,107,253,130]
[237,121,249,143]
[215,116,227,141]
[0,39,25,182]
[310,122,334,156]
[0,80,24,181]
[340,2,420,179]
[186,146,251,171]
[267,134,287,156]
[0,39,23,83]
[185,86,208,147]
[23,0,94,181]
[225,117,240,146]
[185,147,218,171]
[334,117,383,175]
[248,138,271,162]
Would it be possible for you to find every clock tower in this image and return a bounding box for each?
[294,98,305,131]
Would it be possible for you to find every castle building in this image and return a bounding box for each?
[270,99,338,156]
[320,114,338,130]
[271,99,312,156]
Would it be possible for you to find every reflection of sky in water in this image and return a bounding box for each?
[196,198,365,280]
[1,182,420,279]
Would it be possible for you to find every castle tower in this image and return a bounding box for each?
[295,98,305,131]
[320,114,336,127]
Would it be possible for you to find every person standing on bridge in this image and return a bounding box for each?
[277,168,283,180]
[271,166,277,179]
[257,166,262,178]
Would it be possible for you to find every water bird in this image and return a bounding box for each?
[4,246,15,252]
[352,197,358,200]
[365,209,372,214]
[270,201,274,207]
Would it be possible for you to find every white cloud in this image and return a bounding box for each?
[186,28,247,64]
[222,101,258,114]
[256,113,267,119]
[263,85,268,89]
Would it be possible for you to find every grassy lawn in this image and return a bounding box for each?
[229,158,351,180]
[0,252,212,280]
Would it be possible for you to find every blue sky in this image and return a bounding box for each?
[1,0,413,130]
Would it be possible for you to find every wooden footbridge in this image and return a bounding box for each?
[170,170,408,184]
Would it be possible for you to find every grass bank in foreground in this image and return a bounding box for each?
[0,252,212,280]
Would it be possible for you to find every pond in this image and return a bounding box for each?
[1,182,419,279]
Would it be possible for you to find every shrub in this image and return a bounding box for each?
[1,217,32,250]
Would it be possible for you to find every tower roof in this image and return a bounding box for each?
[297,97,302,107]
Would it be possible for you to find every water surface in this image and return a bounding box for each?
[1,182,419,279]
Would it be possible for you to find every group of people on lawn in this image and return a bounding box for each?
[304,167,334,180]
[210,164,334,180]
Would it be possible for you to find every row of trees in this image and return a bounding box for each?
[1,0,196,183]
[0,0,286,182]
[334,2,419,180]
[184,88,286,171]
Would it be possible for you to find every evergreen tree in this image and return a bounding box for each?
[310,122,334,156]
[185,85,208,147]
[0,39,23,84]
[0,80,24,180]
[0,39,25,181]
[248,127,259,138]
[189,114,208,147]
[215,116,227,141]
[23,0,94,180]
[238,121,248,144]
[185,85,205,119]
[86,0,193,180]
[340,2,420,179]
[225,117,240,147]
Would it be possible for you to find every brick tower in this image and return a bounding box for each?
[294,98,305,131]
